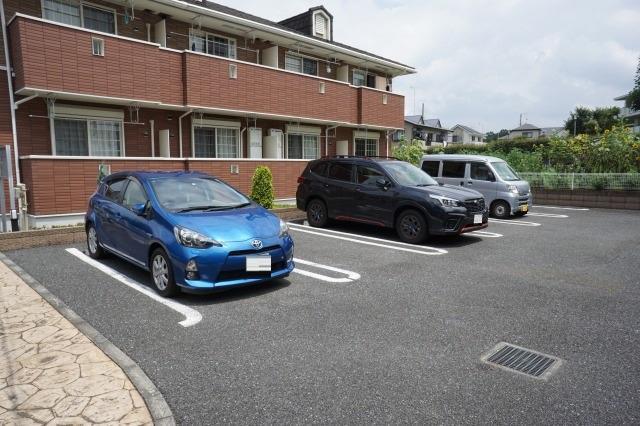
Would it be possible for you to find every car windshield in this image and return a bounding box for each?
[150,176,250,212]
[382,161,438,187]
[491,162,521,181]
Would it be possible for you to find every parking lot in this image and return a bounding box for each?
[5,206,640,424]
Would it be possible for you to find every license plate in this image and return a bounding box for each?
[246,255,271,272]
[474,214,483,224]
[521,204,529,212]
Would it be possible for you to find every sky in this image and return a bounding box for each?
[216,0,639,132]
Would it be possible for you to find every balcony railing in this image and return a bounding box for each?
[9,14,404,129]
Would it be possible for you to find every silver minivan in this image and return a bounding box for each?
[419,154,532,218]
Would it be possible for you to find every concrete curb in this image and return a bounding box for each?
[0,250,176,426]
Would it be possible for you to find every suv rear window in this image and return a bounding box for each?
[309,162,327,177]
[421,160,439,176]
[442,161,466,178]
[327,162,354,182]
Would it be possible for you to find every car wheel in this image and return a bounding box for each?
[396,209,428,244]
[491,201,510,219]
[307,199,328,228]
[150,248,178,298]
[86,224,105,259]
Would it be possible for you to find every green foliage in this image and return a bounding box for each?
[393,139,425,165]
[249,166,275,209]
[629,56,640,111]
[564,106,621,135]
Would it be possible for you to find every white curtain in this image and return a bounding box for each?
[43,0,81,26]
[54,119,88,155]
[89,120,121,156]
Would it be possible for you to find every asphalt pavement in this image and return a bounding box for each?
[6,207,640,424]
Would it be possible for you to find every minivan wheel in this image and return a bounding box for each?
[396,209,428,244]
[86,225,105,259]
[150,248,178,298]
[491,201,510,219]
[307,199,328,227]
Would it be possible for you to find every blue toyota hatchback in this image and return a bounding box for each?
[85,171,294,297]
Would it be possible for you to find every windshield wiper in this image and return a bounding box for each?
[177,205,218,213]
[416,183,435,187]
[204,202,251,212]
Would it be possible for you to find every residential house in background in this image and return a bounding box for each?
[614,93,640,133]
[506,123,542,139]
[0,0,415,227]
[450,124,485,144]
[403,111,451,148]
[540,127,568,138]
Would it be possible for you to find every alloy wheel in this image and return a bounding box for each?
[152,255,169,291]
[401,215,421,238]
[87,227,98,254]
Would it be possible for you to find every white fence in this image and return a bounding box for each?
[519,173,640,191]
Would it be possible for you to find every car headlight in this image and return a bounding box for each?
[507,184,519,194]
[279,219,289,237]
[173,226,221,248]
[429,194,462,207]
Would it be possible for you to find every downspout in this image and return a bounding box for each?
[240,126,246,158]
[386,130,394,157]
[178,110,192,158]
[325,125,338,157]
[149,119,155,157]
[1,2,20,183]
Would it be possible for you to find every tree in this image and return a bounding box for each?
[485,131,498,142]
[564,106,620,135]
[249,166,275,209]
[393,139,424,165]
[498,129,509,138]
[627,55,640,111]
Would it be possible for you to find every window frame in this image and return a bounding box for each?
[469,162,494,181]
[312,10,331,40]
[286,132,320,160]
[191,121,241,159]
[122,177,149,210]
[326,162,354,183]
[50,111,125,158]
[441,161,467,179]
[353,137,379,157]
[421,160,440,177]
[284,53,318,76]
[356,164,386,186]
[42,0,118,34]
[103,177,128,205]
[188,28,237,59]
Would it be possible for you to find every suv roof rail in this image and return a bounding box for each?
[320,155,400,160]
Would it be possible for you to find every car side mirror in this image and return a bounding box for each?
[376,178,390,190]
[131,202,148,217]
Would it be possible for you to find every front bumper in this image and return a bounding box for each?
[429,208,489,235]
[169,235,295,292]
[507,192,533,214]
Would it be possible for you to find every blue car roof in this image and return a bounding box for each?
[106,171,211,180]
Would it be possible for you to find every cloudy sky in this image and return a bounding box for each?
[218,0,639,132]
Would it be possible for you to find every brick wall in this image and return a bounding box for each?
[10,17,184,106]
[20,157,308,215]
[359,88,404,129]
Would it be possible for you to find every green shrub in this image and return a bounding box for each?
[250,166,275,209]
[393,139,425,165]
[590,176,608,191]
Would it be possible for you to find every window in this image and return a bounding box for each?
[54,118,122,156]
[353,70,366,86]
[285,54,318,76]
[421,161,439,177]
[91,37,104,56]
[522,131,532,138]
[310,162,327,177]
[193,126,239,158]
[471,136,476,142]
[470,163,493,181]
[122,179,147,208]
[356,165,385,186]
[327,163,353,182]
[44,0,116,34]
[105,178,127,203]
[189,29,236,59]
[354,138,378,157]
[442,161,466,178]
[287,134,319,159]
[314,13,327,38]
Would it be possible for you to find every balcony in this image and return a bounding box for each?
[9,14,404,129]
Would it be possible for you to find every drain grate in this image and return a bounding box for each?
[482,342,561,379]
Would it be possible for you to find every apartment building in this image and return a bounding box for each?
[0,0,415,227]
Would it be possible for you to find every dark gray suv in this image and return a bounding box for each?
[296,156,489,244]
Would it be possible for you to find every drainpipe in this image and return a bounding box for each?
[0,2,17,182]
[178,110,192,158]
[240,126,246,158]
[386,130,394,157]
[149,119,155,157]
[325,125,338,157]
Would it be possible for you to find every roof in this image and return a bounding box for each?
[422,154,507,163]
[405,116,449,130]
[540,127,566,136]
[452,124,483,135]
[511,123,541,131]
[614,93,630,101]
[178,1,414,71]
[106,171,207,180]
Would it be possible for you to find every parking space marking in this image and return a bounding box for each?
[527,212,569,218]
[489,219,542,227]
[535,205,590,211]
[293,258,360,283]
[65,248,203,328]
[467,230,504,238]
[287,223,448,255]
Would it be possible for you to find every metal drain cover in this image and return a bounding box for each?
[482,342,561,379]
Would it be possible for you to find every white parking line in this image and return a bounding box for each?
[489,219,542,227]
[467,230,504,238]
[65,248,202,328]
[293,258,360,283]
[287,223,448,255]
[527,212,569,218]
[534,205,590,211]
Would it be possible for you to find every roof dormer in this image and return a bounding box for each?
[279,6,334,41]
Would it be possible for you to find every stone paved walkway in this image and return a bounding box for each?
[0,260,153,425]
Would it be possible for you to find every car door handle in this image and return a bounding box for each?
[460,181,464,186]
[467,181,473,185]
[355,187,362,192]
